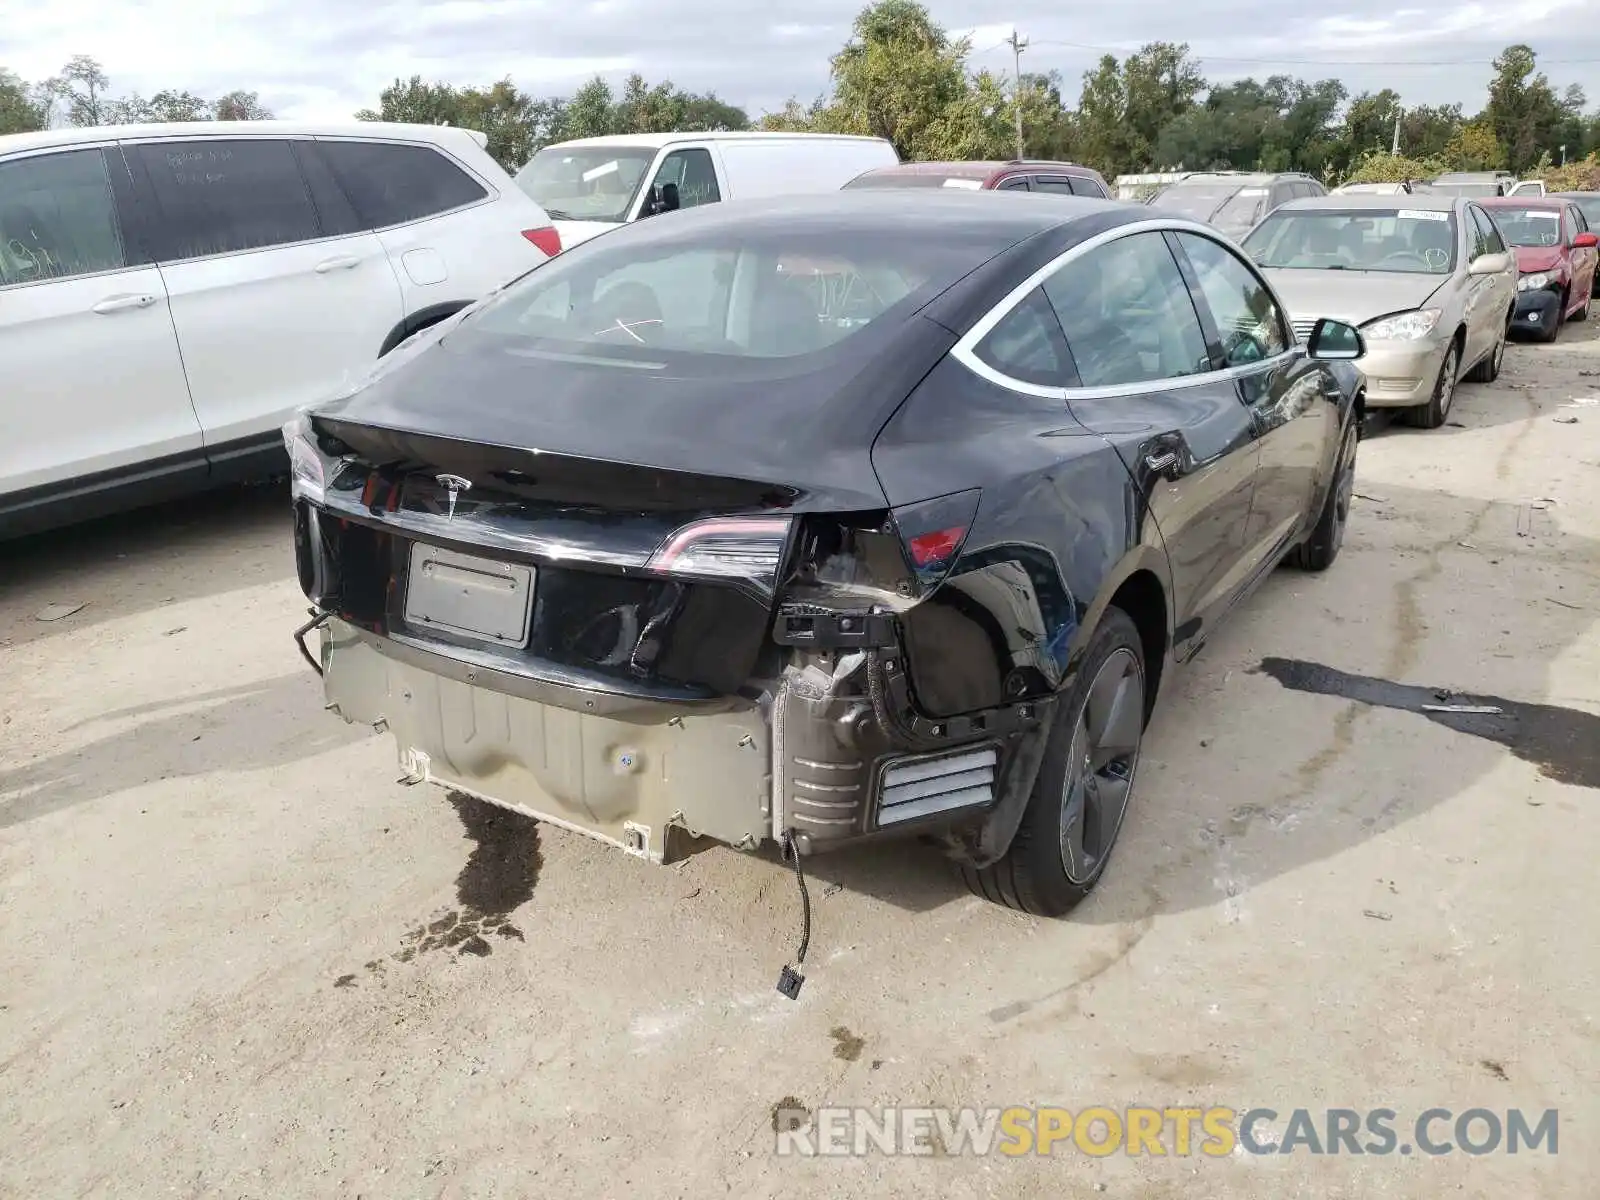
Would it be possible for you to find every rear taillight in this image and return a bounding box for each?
[522,226,562,257]
[891,489,981,591]
[646,516,794,594]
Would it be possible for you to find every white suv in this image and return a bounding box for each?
[0,120,558,538]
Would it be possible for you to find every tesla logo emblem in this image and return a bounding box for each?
[435,474,473,521]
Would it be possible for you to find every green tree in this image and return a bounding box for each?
[1015,70,1077,161]
[112,89,212,123]
[213,90,273,121]
[1483,44,1564,173]
[1445,120,1504,171]
[1121,42,1204,165]
[355,76,467,126]
[457,79,541,169]
[824,0,973,158]
[1075,55,1135,175]
[0,67,47,134]
[557,77,622,140]
[44,55,114,126]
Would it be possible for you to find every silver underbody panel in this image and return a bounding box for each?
[320,619,771,863]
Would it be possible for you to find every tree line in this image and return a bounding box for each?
[5,2,1598,190]
[1,55,272,131]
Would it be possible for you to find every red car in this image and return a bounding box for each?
[842,159,1112,199]
[1480,196,1599,342]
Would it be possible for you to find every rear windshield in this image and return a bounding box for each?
[843,171,989,190]
[1244,208,1458,274]
[514,146,656,223]
[1428,182,1501,197]
[466,221,1001,368]
[1149,182,1249,222]
[1488,206,1564,247]
[1565,195,1600,224]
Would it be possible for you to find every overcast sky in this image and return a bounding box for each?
[8,1,1598,125]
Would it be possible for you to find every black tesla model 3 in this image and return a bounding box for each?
[286,189,1366,921]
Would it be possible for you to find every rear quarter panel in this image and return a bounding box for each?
[871,354,1173,719]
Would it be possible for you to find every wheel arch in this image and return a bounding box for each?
[378,300,475,358]
[1072,544,1173,718]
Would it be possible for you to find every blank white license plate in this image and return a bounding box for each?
[404,543,535,647]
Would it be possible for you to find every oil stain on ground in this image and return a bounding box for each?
[829,1026,865,1062]
[1256,658,1599,790]
[393,792,544,962]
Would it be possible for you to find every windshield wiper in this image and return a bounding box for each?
[541,207,576,220]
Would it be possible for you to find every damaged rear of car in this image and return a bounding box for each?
[288,192,1360,931]
[288,195,1068,876]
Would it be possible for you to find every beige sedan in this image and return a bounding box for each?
[1240,193,1518,427]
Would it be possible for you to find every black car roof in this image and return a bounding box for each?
[639,188,1131,245]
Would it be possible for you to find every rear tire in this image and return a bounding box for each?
[961,607,1146,917]
[1288,417,1357,571]
[1402,339,1460,429]
[1465,317,1507,383]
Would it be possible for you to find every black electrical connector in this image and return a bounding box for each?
[776,831,811,1000]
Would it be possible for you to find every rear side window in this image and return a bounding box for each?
[0,148,128,285]
[973,288,1073,386]
[319,140,488,228]
[132,139,320,261]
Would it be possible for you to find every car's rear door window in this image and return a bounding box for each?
[1032,177,1076,195]
[0,148,129,285]
[1042,231,1211,387]
[972,287,1074,386]
[1069,175,1107,198]
[130,138,321,261]
[316,140,488,229]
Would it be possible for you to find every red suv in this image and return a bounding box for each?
[842,159,1111,199]
[1480,196,1599,341]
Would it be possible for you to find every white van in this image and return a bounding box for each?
[513,131,900,248]
[0,120,556,538]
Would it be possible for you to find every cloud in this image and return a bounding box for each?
[5,0,1597,126]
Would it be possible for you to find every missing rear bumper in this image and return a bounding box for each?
[320,619,1051,867]
[321,618,770,863]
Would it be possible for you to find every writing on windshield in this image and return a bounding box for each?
[1244,209,1457,275]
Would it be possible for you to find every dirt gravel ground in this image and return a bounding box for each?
[3,325,1599,1199]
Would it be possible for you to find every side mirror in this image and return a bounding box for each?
[1468,251,1512,275]
[1307,317,1365,361]
[1573,231,1599,249]
[644,182,681,217]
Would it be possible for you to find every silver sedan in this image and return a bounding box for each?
[1240,193,1518,428]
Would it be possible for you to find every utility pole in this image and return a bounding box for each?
[1391,103,1402,156]
[1008,29,1029,160]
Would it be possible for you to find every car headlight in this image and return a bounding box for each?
[1360,309,1442,341]
[1517,272,1552,293]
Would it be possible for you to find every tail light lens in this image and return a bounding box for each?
[646,516,795,594]
[522,226,562,257]
[891,489,981,591]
